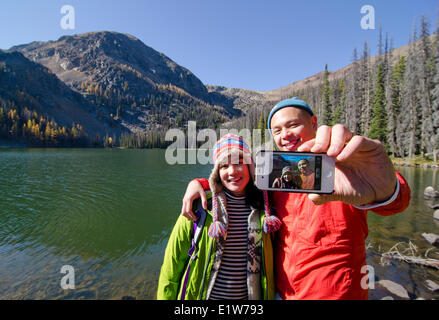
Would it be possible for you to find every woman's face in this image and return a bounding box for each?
[219,155,250,195]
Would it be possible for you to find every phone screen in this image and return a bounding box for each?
[269,153,322,191]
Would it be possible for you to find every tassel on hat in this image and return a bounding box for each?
[262,190,281,233]
[208,193,227,239]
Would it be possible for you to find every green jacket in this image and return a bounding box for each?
[157,195,275,300]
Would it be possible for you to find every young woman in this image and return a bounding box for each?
[157,134,281,300]
[272,166,300,189]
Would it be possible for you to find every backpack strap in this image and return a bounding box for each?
[180,198,210,300]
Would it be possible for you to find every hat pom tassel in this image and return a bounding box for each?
[262,190,281,233]
[263,215,281,233]
[208,221,227,239]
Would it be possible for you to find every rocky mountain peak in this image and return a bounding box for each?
[10,31,209,102]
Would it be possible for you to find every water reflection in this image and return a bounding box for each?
[0,149,211,299]
[0,149,438,299]
[367,166,439,300]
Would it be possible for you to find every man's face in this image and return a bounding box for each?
[298,160,309,173]
[270,107,317,151]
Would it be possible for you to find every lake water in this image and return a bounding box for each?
[0,148,438,300]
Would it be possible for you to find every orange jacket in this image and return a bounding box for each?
[195,171,411,300]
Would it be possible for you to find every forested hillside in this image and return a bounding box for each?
[2,32,239,147]
[2,17,439,154]
[0,51,119,147]
[227,17,439,160]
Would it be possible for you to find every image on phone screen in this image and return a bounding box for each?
[270,153,322,191]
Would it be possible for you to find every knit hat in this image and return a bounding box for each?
[207,134,281,238]
[267,97,314,135]
[281,166,294,177]
[209,133,254,194]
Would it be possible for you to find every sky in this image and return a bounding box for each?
[280,154,313,164]
[0,0,438,91]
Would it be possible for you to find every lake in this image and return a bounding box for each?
[0,148,438,299]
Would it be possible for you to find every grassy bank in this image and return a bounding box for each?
[391,156,439,168]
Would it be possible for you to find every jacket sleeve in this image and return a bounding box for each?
[194,178,210,191]
[370,171,411,216]
[157,215,193,300]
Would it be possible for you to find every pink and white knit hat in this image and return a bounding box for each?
[207,134,281,238]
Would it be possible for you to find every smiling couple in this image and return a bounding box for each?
[157,97,411,300]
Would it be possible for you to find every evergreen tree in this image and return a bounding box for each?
[321,64,332,125]
[369,63,388,147]
[346,48,361,134]
[332,80,346,125]
[418,15,435,156]
[402,21,422,158]
[359,42,372,135]
[257,113,266,143]
[431,14,439,158]
[388,56,406,157]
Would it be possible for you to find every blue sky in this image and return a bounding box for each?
[280,154,312,164]
[0,0,437,91]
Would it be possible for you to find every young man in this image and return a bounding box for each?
[297,159,315,190]
[180,97,411,300]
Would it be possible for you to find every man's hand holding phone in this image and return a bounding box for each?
[255,151,335,194]
[296,124,397,206]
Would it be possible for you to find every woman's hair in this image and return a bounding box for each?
[245,180,264,210]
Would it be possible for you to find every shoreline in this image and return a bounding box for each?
[1,144,439,169]
[392,158,439,168]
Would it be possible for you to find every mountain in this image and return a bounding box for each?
[3,30,432,149]
[224,31,439,160]
[263,38,415,101]
[208,45,412,112]
[9,31,239,134]
[11,31,210,102]
[0,50,121,141]
[209,37,418,111]
[206,85,271,110]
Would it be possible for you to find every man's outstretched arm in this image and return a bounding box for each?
[180,179,209,221]
[298,124,407,207]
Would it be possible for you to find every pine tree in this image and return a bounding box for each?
[369,63,388,147]
[346,48,361,134]
[388,56,406,157]
[402,21,422,158]
[332,80,346,125]
[418,15,435,157]
[431,13,439,159]
[257,113,266,143]
[321,64,332,125]
[359,42,372,135]
[377,25,383,58]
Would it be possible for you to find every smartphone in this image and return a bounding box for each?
[255,150,335,194]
